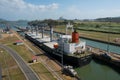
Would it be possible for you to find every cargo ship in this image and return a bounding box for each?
[25,25,92,67]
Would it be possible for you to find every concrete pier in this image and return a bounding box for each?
[87,46,120,67]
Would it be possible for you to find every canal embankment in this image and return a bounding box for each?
[80,36,120,47]
[51,30,120,47]
[87,46,120,68]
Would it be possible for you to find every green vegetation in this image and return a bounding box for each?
[8,45,33,62]
[74,22,120,33]
[95,17,120,22]
[0,35,18,44]
[54,26,120,44]
[0,32,57,80]
[0,34,32,62]
[0,48,26,80]
[31,63,57,80]
[76,30,120,42]
[27,19,120,34]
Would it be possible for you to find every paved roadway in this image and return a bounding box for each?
[0,44,40,80]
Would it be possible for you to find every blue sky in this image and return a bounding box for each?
[0,0,120,20]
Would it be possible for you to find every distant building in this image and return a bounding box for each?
[58,16,66,20]
[14,40,23,45]
[32,56,37,63]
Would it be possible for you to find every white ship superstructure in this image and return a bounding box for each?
[57,35,86,54]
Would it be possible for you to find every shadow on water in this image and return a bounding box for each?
[93,58,120,74]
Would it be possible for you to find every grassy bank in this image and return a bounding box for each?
[0,48,26,80]
[0,32,57,80]
[54,25,120,44]
[31,63,57,80]
[74,21,120,33]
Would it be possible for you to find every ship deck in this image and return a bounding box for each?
[43,41,92,58]
[44,42,58,49]
[26,32,51,42]
[26,32,92,58]
[67,52,92,58]
[36,37,50,43]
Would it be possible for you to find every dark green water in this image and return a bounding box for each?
[75,60,120,80]
[76,38,120,80]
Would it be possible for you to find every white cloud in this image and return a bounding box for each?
[0,0,59,20]
[68,6,81,15]
[62,6,120,19]
[1,0,120,20]
[92,9,120,18]
[62,6,84,19]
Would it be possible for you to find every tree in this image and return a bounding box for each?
[95,24,100,28]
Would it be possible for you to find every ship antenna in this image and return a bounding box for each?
[66,22,73,34]
[74,28,77,32]
[50,25,53,42]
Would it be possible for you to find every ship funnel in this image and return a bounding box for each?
[72,29,79,43]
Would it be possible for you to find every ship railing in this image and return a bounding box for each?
[67,51,91,58]
[53,49,62,57]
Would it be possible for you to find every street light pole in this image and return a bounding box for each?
[107,23,111,53]
[62,42,64,68]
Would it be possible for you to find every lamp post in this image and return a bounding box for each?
[107,23,111,53]
[62,42,64,68]
[50,25,53,42]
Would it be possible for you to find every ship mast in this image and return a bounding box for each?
[62,42,64,68]
[66,22,73,34]
[50,25,53,42]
